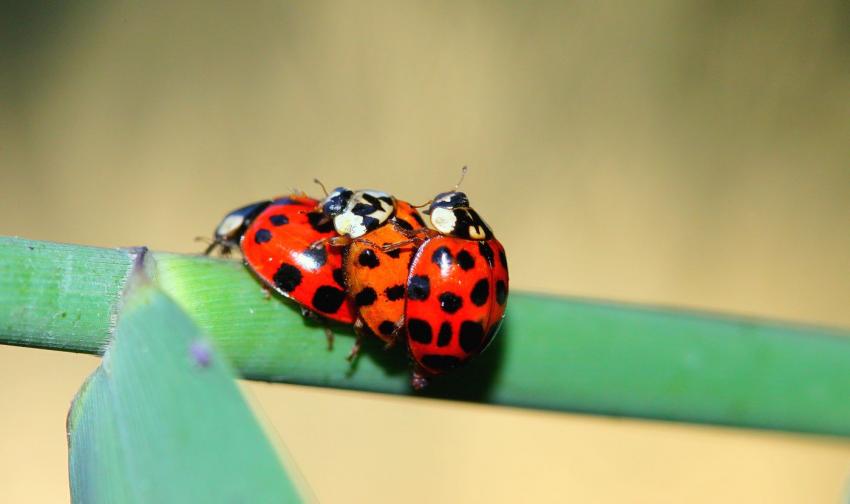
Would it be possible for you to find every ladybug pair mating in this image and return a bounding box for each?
[206,173,508,389]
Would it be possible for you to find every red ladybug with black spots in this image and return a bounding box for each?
[206,194,356,324]
[403,189,508,389]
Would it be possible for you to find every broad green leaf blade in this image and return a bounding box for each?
[4,237,850,437]
[67,284,306,503]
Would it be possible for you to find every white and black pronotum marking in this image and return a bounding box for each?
[206,200,271,254]
[426,191,493,241]
[321,188,396,238]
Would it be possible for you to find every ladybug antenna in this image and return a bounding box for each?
[313,178,329,197]
[454,165,468,191]
[411,199,433,209]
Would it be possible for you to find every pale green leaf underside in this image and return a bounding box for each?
[67,283,306,503]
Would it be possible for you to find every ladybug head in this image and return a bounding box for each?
[210,200,271,249]
[425,191,493,240]
[321,188,396,238]
[321,187,354,217]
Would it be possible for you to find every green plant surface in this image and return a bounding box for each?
[67,281,307,503]
[3,237,850,436]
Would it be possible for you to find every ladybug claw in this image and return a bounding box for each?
[259,285,272,300]
[324,325,334,351]
[411,370,429,390]
[381,240,414,253]
[346,338,361,362]
[348,322,366,362]
[383,319,405,349]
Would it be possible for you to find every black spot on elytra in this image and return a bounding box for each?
[459,321,485,353]
[496,280,507,305]
[437,322,452,347]
[301,245,327,269]
[312,286,346,313]
[355,287,377,307]
[470,279,489,306]
[431,246,453,267]
[407,275,430,301]
[421,354,462,372]
[499,248,508,271]
[478,241,495,266]
[254,229,272,244]
[332,268,346,288]
[439,292,463,314]
[385,284,405,301]
[457,250,475,271]
[358,249,380,268]
[273,263,302,292]
[378,320,396,336]
[395,218,413,231]
[307,211,334,233]
[408,318,433,344]
[269,214,288,226]
[385,248,402,258]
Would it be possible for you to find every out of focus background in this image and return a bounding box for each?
[1,1,849,502]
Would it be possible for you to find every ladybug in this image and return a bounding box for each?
[403,190,508,389]
[342,197,427,344]
[313,187,427,345]
[207,194,356,324]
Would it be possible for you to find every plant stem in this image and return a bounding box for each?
[2,237,849,436]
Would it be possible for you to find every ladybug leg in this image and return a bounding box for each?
[310,235,352,250]
[199,236,233,256]
[410,368,429,390]
[347,319,367,362]
[381,226,433,253]
[260,285,273,300]
[347,335,363,362]
[323,325,334,351]
[383,319,405,349]
[349,237,385,249]
[202,241,218,255]
[296,308,335,351]
[390,222,435,240]
[381,239,418,253]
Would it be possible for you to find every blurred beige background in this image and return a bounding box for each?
[1,1,849,502]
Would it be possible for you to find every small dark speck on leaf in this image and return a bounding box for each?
[60,312,67,318]
[28,246,34,250]
[190,340,213,368]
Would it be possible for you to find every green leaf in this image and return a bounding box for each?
[66,282,306,503]
[3,237,850,436]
